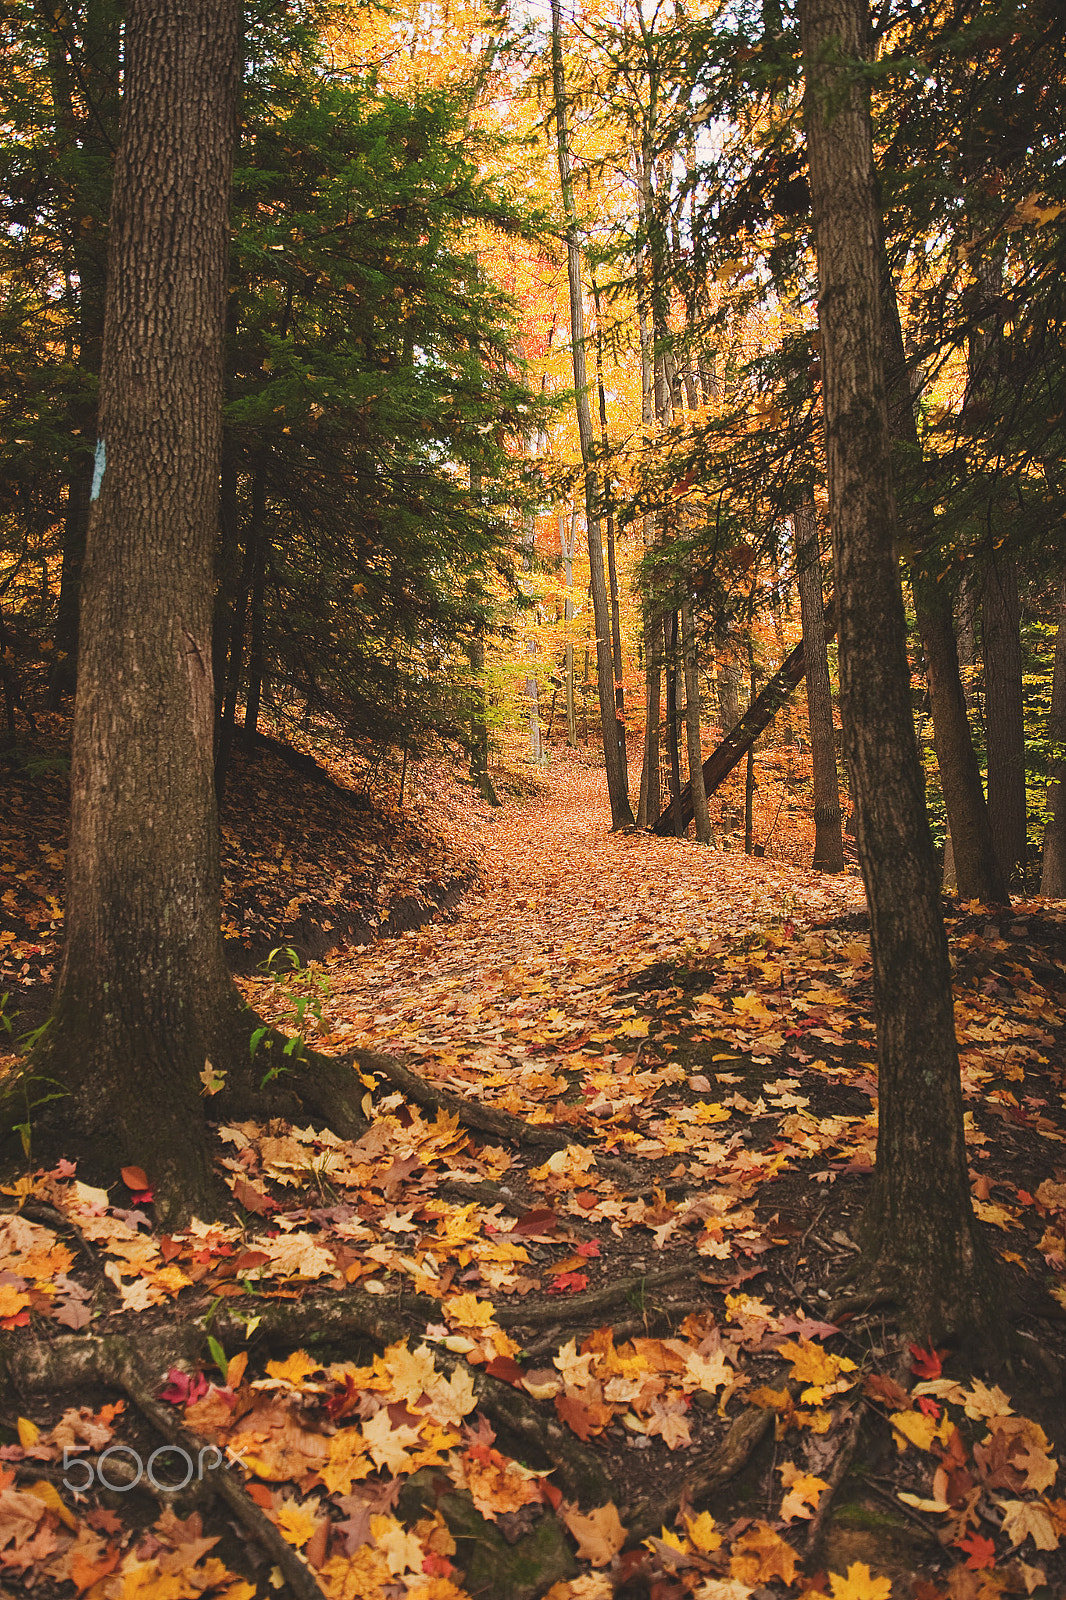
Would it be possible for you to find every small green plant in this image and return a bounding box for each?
[250,947,330,1088]
[11,1071,68,1162]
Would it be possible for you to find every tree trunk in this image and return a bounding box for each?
[794,502,844,872]
[30,0,245,1223]
[681,593,711,842]
[800,0,997,1342]
[664,610,683,836]
[879,251,1007,904]
[521,510,544,766]
[983,553,1027,885]
[1040,577,1066,896]
[214,463,261,801]
[560,509,578,747]
[46,1,122,706]
[25,0,364,1226]
[638,610,663,828]
[243,492,268,741]
[550,0,632,827]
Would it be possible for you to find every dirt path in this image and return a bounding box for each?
[315,756,866,1065]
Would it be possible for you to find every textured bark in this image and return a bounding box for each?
[794,502,844,872]
[28,0,244,1224]
[800,0,997,1341]
[638,609,663,828]
[47,1,122,705]
[664,610,684,835]
[681,592,712,842]
[879,253,1006,904]
[21,1,366,1225]
[550,0,632,827]
[1040,578,1066,896]
[716,622,742,732]
[983,553,1028,884]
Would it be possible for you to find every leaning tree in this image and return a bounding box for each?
[16,0,363,1226]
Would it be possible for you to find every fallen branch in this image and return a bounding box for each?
[494,1264,695,1329]
[654,600,837,836]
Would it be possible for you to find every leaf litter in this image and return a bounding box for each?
[1,749,1065,1598]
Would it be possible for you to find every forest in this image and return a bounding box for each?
[0,0,1065,1597]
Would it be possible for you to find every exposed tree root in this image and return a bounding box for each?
[357,1048,642,1185]
[801,1398,865,1559]
[1,1283,613,1507]
[112,1349,328,1600]
[494,1265,694,1330]
[624,1403,775,1542]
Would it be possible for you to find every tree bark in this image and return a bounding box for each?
[795,502,844,872]
[550,0,632,827]
[29,0,245,1223]
[800,0,998,1342]
[878,251,1007,904]
[983,552,1028,884]
[560,509,578,747]
[681,591,712,842]
[664,609,683,835]
[23,0,367,1225]
[1040,577,1066,896]
[46,0,122,706]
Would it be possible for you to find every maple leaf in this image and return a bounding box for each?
[548,1271,589,1294]
[889,1408,952,1453]
[264,1349,323,1390]
[954,1531,997,1569]
[778,1462,828,1521]
[909,1343,943,1379]
[321,1428,373,1495]
[827,1561,893,1599]
[997,1498,1060,1551]
[728,1522,798,1586]
[361,1410,423,1474]
[683,1510,722,1552]
[560,1501,626,1566]
[778,1338,857,1389]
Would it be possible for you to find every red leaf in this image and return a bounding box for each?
[909,1342,942,1379]
[547,1271,588,1294]
[514,1209,559,1235]
[955,1533,997,1570]
[575,1240,601,1258]
[484,1356,525,1385]
[917,1397,941,1418]
[121,1165,149,1191]
[232,1177,277,1215]
[540,1479,563,1511]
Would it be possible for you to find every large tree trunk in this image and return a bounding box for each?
[1040,577,1066,895]
[30,0,245,1224]
[26,0,363,1226]
[794,502,844,872]
[550,0,632,827]
[878,252,1007,904]
[800,0,997,1342]
[983,553,1028,885]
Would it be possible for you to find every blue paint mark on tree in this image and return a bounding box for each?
[90,438,106,502]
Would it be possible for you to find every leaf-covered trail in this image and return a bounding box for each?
[309,756,866,1067]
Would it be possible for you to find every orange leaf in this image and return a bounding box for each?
[121,1166,149,1191]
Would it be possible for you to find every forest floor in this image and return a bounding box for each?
[1,738,1066,1600]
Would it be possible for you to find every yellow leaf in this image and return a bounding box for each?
[275,1496,320,1547]
[23,1479,77,1529]
[321,1428,372,1494]
[889,1409,953,1452]
[778,1339,857,1388]
[684,1510,722,1552]
[443,1292,496,1329]
[265,1349,322,1389]
[17,1417,40,1448]
[828,1561,893,1599]
[728,1522,798,1586]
